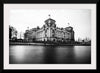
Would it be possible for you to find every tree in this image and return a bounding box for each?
[9,26,12,39]
[37,26,40,29]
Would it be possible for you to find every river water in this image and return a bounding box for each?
[9,45,91,64]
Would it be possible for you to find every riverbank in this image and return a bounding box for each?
[9,42,91,46]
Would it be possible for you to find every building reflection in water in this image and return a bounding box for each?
[55,46,75,64]
[43,45,58,64]
[9,45,91,64]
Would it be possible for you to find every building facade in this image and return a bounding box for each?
[24,17,75,43]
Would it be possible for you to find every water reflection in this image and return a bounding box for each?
[9,45,44,64]
[9,45,91,64]
[56,46,75,64]
[43,45,58,64]
[74,46,91,64]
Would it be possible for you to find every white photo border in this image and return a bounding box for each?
[4,4,96,69]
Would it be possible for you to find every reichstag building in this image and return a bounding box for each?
[24,15,75,43]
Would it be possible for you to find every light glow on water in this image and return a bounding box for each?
[74,46,91,63]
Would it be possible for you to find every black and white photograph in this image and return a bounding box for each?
[4,4,96,69]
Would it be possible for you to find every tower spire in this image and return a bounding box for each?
[48,14,51,18]
[20,32,21,39]
[27,27,29,30]
[68,23,70,26]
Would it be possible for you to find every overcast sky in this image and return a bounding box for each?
[10,9,91,40]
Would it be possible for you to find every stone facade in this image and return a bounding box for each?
[24,17,75,42]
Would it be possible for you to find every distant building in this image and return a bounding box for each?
[9,25,17,40]
[24,27,37,42]
[24,16,75,43]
